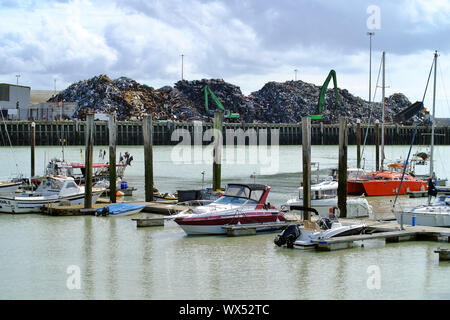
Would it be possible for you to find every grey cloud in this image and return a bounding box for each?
[115,0,449,55]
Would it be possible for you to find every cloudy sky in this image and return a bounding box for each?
[1,0,449,116]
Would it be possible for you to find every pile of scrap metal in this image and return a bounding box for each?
[48,74,413,124]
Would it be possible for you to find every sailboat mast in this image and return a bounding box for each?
[381,51,385,170]
[430,50,438,179]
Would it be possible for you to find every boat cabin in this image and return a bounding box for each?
[298,181,337,200]
[33,176,81,197]
[45,158,128,185]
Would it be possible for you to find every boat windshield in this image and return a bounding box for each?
[224,185,251,198]
[215,196,257,205]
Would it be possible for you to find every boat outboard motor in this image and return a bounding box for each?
[274,224,300,248]
[100,206,110,216]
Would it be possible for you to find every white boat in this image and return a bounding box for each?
[172,184,287,235]
[274,218,366,249]
[285,180,372,218]
[0,181,22,194]
[394,195,450,227]
[0,176,105,214]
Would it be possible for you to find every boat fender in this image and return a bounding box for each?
[274,224,300,248]
[116,190,124,197]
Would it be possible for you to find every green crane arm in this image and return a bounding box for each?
[204,85,225,113]
[310,70,339,120]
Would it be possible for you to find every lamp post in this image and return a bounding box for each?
[181,54,184,81]
[367,32,375,103]
[16,75,20,85]
[294,69,298,81]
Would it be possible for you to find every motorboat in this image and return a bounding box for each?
[0,176,105,214]
[0,181,22,194]
[172,184,286,235]
[95,203,145,216]
[284,180,373,218]
[394,195,450,227]
[274,217,366,249]
[285,166,372,218]
[347,170,427,196]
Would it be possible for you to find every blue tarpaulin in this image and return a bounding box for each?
[96,203,145,215]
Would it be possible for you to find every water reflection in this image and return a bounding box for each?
[82,217,94,299]
[107,218,117,300]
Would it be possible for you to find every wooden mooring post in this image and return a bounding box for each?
[213,110,223,191]
[338,117,348,218]
[302,117,311,221]
[109,113,117,203]
[143,115,154,202]
[30,122,36,177]
[84,113,94,209]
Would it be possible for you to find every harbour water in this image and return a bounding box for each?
[0,145,449,299]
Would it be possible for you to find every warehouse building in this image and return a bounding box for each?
[0,83,31,120]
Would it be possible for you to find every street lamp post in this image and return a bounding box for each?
[181,54,184,81]
[16,75,20,85]
[294,69,298,81]
[367,32,375,103]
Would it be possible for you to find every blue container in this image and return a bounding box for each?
[411,216,416,226]
[120,181,128,190]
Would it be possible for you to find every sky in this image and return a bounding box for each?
[1,0,450,117]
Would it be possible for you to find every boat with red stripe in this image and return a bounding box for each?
[173,184,286,235]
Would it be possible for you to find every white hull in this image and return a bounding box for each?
[0,182,21,195]
[0,191,102,214]
[177,224,226,235]
[293,224,366,248]
[287,198,337,216]
[286,197,372,218]
[178,221,285,235]
[394,211,450,228]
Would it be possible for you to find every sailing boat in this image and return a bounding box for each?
[347,51,427,196]
[394,51,450,227]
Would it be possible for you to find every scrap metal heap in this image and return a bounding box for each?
[48,74,411,123]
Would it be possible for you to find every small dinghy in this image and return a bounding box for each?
[96,203,145,217]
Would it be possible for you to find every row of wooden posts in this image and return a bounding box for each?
[28,111,363,218]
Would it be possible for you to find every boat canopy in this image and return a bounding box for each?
[225,184,267,202]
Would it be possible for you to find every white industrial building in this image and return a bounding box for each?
[0,83,31,120]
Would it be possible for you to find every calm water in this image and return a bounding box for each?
[0,145,449,299]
